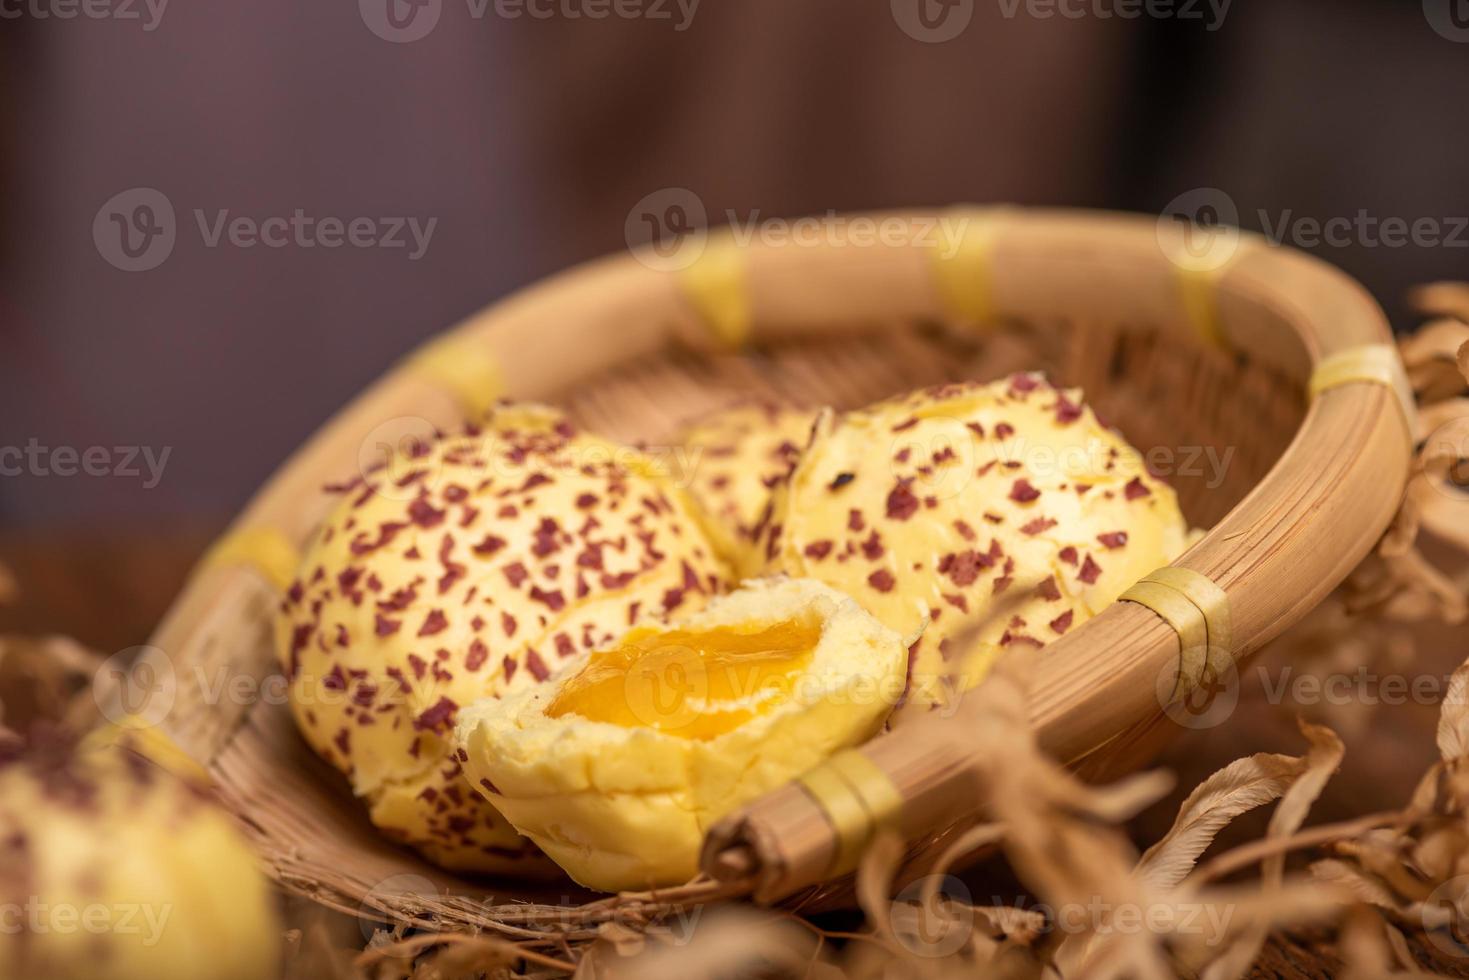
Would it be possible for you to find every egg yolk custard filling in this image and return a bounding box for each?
[545,621,822,739]
[453,578,908,892]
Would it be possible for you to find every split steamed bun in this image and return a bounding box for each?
[274,404,729,872]
[756,375,1195,709]
[455,577,907,892]
[0,735,281,980]
[678,401,817,577]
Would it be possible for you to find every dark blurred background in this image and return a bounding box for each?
[1,1,1467,625]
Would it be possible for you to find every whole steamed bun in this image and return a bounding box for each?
[756,375,1195,710]
[0,735,281,980]
[678,401,817,577]
[274,404,729,872]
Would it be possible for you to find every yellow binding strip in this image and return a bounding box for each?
[1119,579,1209,699]
[797,749,904,876]
[678,234,752,350]
[204,526,301,593]
[81,721,211,786]
[1163,231,1253,350]
[408,333,506,418]
[1143,566,1233,690]
[931,208,1006,325]
[1308,344,1417,435]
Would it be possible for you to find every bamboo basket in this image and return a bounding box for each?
[134,208,1414,929]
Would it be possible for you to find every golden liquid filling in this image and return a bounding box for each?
[546,621,821,740]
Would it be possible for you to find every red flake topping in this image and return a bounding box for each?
[555,633,576,658]
[529,586,566,611]
[1054,396,1082,425]
[1050,610,1075,634]
[1059,546,1079,565]
[1098,531,1129,549]
[575,493,599,509]
[501,611,518,637]
[1078,554,1102,584]
[803,540,834,560]
[378,583,419,612]
[531,517,562,557]
[1124,477,1152,500]
[868,569,896,593]
[954,520,976,541]
[503,563,529,587]
[472,534,507,557]
[886,483,920,521]
[1010,373,1039,392]
[861,531,885,560]
[995,423,1015,439]
[1009,479,1041,503]
[502,656,517,683]
[350,521,407,556]
[466,639,488,671]
[1020,517,1057,535]
[1036,577,1062,601]
[408,498,446,528]
[414,697,458,732]
[993,575,1014,594]
[525,650,550,682]
[848,509,866,532]
[939,550,991,586]
[418,609,448,637]
[375,614,402,637]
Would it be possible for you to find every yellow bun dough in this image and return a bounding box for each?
[678,401,817,577]
[0,736,281,980]
[454,577,907,892]
[757,375,1194,709]
[274,404,729,872]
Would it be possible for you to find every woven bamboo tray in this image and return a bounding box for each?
[135,208,1414,928]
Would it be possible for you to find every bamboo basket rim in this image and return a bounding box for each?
[137,206,1414,921]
